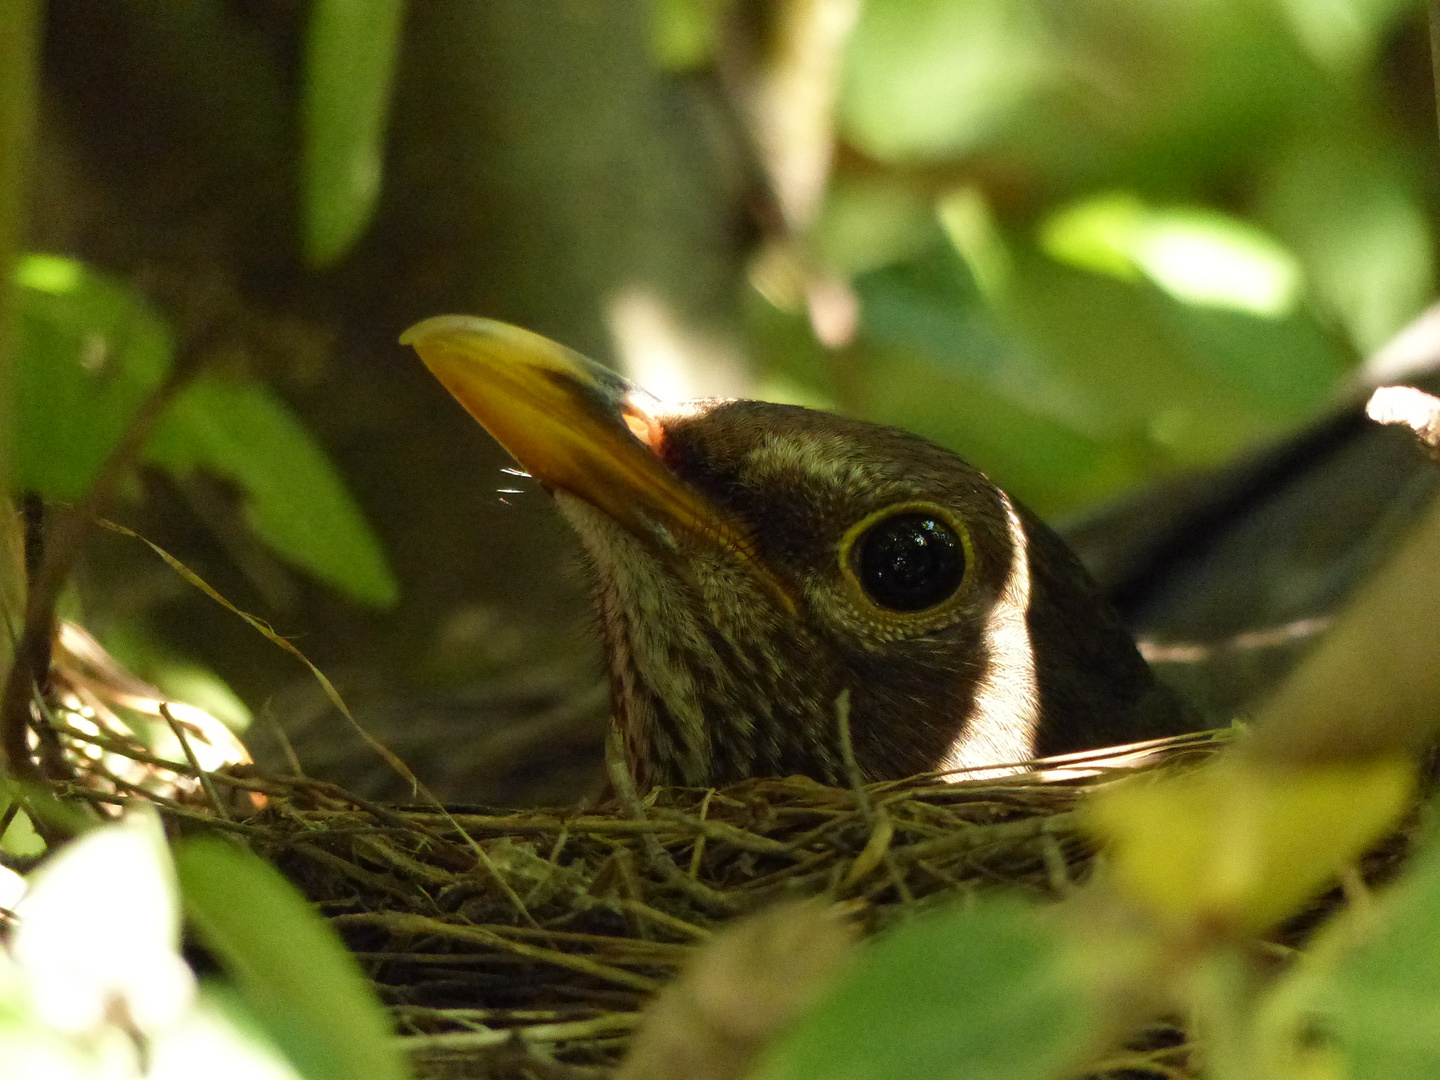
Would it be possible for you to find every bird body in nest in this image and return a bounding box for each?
[403,317,1191,788]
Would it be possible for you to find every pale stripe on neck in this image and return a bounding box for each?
[940,493,1039,780]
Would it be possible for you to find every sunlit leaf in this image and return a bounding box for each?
[98,623,255,734]
[15,254,82,294]
[753,897,1096,1080]
[1129,217,1300,318]
[856,243,1169,454]
[987,1,1325,194]
[937,185,1012,303]
[812,176,940,277]
[147,374,399,608]
[175,837,409,1080]
[0,1026,96,1080]
[1084,755,1415,935]
[1260,133,1433,353]
[848,226,1351,516]
[858,345,1133,517]
[1038,195,1146,283]
[13,809,194,1036]
[1041,194,1303,318]
[0,805,43,859]
[648,0,728,71]
[12,254,171,499]
[155,662,253,734]
[841,0,1052,161]
[149,985,304,1080]
[1278,0,1418,75]
[302,0,406,267]
[1002,251,1345,464]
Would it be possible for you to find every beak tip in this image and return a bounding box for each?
[399,313,481,350]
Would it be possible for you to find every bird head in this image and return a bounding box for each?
[402,316,1188,787]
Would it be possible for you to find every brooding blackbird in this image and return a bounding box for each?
[402,316,1191,788]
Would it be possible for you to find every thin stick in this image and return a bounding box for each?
[605,722,737,911]
[471,839,546,931]
[260,699,306,777]
[687,787,715,877]
[331,910,663,993]
[160,702,229,821]
[2,350,204,786]
[396,1012,640,1053]
[95,517,505,888]
[835,689,907,897]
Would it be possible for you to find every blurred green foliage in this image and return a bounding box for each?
[176,837,410,1080]
[747,0,1433,516]
[755,896,1096,1080]
[1324,820,1440,1076]
[302,0,406,268]
[6,5,1440,1078]
[649,0,732,70]
[754,783,1440,1080]
[14,254,171,500]
[148,374,398,608]
[0,814,406,1080]
[12,254,397,608]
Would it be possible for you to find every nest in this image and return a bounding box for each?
[43,712,1256,1080]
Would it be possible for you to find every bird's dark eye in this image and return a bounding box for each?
[852,512,966,612]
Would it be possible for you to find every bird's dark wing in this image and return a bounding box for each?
[1063,305,1440,722]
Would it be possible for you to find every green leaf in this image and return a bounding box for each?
[753,897,1096,1080]
[1259,132,1433,354]
[1281,0,1419,75]
[12,254,172,499]
[1324,825,1440,1078]
[147,374,399,608]
[151,662,253,733]
[1040,194,1303,318]
[855,243,1008,373]
[648,0,728,71]
[0,806,43,859]
[1084,755,1414,936]
[843,232,1349,515]
[999,253,1347,465]
[174,838,409,1080]
[812,176,940,278]
[154,984,305,1080]
[302,0,406,268]
[1,779,89,851]
[841,0,1052,162]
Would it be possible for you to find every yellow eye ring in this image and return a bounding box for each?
[837,501,976,625]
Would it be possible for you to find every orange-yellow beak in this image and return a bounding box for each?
[400,315,794,612]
